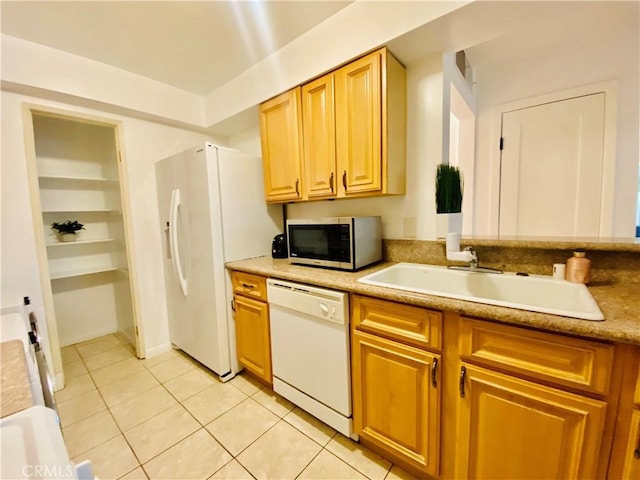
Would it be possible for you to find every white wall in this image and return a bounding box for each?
[1,90,217,379]
[472,21,639,237]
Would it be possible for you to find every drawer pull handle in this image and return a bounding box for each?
[329,172,334,193]
[241,283,254,289]
[431,358,438,388]
[295,178,300,196]
[460,366,466,398]
[342,171,347,191]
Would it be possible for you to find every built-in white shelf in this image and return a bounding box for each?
[50,265,120,280]
[38,175,115,183]
[42,209,120,214]
[46,238,117,247]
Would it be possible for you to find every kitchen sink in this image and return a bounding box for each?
[358,263,604,321]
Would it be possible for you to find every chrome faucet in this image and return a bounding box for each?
[446,235,502,274]
[464,246,478,269]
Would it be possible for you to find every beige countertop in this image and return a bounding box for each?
[1,340,34,418]
[226,257,640,346]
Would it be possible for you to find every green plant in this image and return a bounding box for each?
[435,164,463,214]
[51,220,85,235]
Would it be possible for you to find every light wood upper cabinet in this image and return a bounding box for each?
[259,88,304,202]
[259,47,406,203]
[302,73,337,199]
[455,364,607,479]
[335,48,406,197]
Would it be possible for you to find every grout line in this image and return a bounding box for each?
[64,335,404,480]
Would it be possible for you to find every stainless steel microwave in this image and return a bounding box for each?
[286,217,382,271]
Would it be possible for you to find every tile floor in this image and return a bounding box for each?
[57,334,416,480]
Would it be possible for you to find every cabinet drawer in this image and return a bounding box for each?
[231,271,267,301]
[351,295,442,351]
[459,317,615,394]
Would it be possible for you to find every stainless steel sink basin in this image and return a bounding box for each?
[358,263,604,321]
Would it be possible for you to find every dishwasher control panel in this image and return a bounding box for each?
[266,279,348,326]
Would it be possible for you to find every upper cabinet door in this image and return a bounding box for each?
[302,73,337,199]
[259,88,304,202]
[335,50,382,196]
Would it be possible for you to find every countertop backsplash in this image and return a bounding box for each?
[383,239,640,284]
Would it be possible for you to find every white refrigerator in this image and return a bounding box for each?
[156,142,280,381]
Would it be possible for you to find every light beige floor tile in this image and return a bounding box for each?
[251,388,295,418]
[76,335,122,358]
[83,345,134,371]
[147,355,196,383]
[237,421,322,480]
[98,370,159,407]
[71,434,139,480]
[229,373,264,396]
[283,407,336,446]
[326,433,392,480]
[124,404,200,463]
[385,464,419,480]
[163,367,218,402]
[58,389,107,427]
[143,429,232,479]
[61,346,80,364]
[90,357,146,387]
[208,460,253,480]
[55,373,96,404]
[139,349,181,369]
[110,385,178,431]
[183,382,247,425]
[63,359,88,379]
[299,449,367,480]
[119,466,148,479]
[205,398,279,456]
[62,410,120,458]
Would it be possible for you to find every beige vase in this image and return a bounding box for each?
[60,233,77,242]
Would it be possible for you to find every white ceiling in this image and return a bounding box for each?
[1,0,352,96]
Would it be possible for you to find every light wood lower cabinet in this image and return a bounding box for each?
[455,363,607,479]
[352,330,441,477]
[231,271,271,384]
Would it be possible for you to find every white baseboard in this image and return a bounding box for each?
[143,342,173,359]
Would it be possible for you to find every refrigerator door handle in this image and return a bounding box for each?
[170,188,188,296]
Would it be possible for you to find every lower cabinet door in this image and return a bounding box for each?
[622,409,640,479]
[234,295,271,383]
[352,330,441,477]
[455,364,607,480]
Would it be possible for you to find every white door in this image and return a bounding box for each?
[499,93,606,236]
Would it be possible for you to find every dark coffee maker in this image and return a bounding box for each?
[271,233,288,258]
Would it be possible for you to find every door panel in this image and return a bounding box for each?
[499,93,605,236]
[352,330,440,476]
[456,364,607,479]
[234,295,271,383]
[259,88,304,202]
[302,73,336,198]
[335,51,382,195]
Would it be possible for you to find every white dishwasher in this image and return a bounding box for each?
[267,279,354,438]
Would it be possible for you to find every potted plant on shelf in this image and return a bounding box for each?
[51,220,85,242]
[435,163,463,237]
